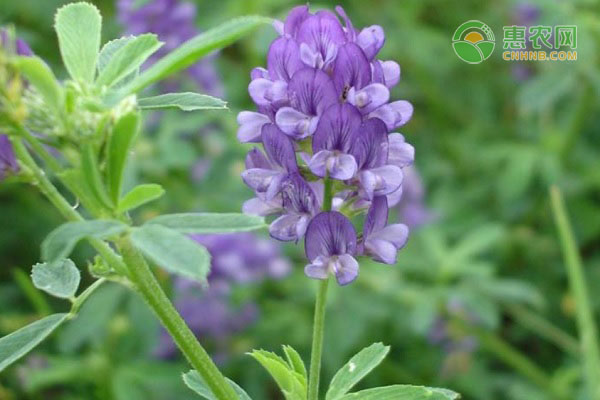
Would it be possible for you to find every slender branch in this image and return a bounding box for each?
[550,186,600,400]
[12,122,63,173]
[117,237,238,400]
[308,176,333,400]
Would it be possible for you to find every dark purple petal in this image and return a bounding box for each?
[261,123,298,172]
[0,135,18,178]
[333,42,370,94]
[267,37,303,82]
[284,5,311,38]
[287,68,337,116]
[305,211,357,261]
[297,11,346,68]
[281,172,319,215]
[312,103,361,154]
[335,6,357,41]
[237,111,270,143]
[387,133,414,168]
[351,117,388,169]
[364,196,389,238]
[308,150,357,180]
[356,25,385,60]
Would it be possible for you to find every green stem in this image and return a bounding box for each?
[70,278,106,315]
[506,304,580,356]
[117,237,237,400]
[550,186,600,400]
[308,177,333,400]
[13,122,63,174]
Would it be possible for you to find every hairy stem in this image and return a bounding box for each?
[117,237,238,400]
[308,177,333,400]
[550,186,600,400]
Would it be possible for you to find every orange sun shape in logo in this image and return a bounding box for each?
[464,31,485,44]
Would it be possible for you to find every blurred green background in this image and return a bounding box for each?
[1,0,599,399]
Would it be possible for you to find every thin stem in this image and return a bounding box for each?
[550,186,600,400]
[506,304,580,356]
[70,278,106,316]
[308,277,330,400]
[10,137,129,276]
[117,237,237,400]
[308,176,333,400]
[12,122,63,173]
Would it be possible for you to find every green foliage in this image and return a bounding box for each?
[31,259,80,299]
[96,34,162,88]
[146,213,266,234]
[54,2,101,82]
[130,224,210,283]
[118,184,165,213]
[326,343,390,400]
[249,348,307,400]
[41,220,128,262]
[106,111,141,204]
[337,385,460,400]
[138,92,227,111]
[14,56,63,115]
[0,314,68,373]
[183,370,252,400]
[122,15,271,93]
[82,144,113,209]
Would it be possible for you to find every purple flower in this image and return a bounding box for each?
[117,0,223,96]
[239,5,415,284]
[0,135,18,180]
[155,233,291,358]
[304,211,359,285]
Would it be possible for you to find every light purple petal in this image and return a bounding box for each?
[351,117,388,169]
[365,238,397,264]
[304,255,330,280]
[312,103,362,154]
[332,254,359,285]
[275,107,318,139]
[387,133,414,167]
[237,111,270,143]
[243,196,282,216]
[356,25,385,60]
[297,11,346,69]
[281,173,319,215]
[359,165,403,200]
[241,168,281,193]
[284,5,310,38]
[386,186,403,207]
[333,42,370,94]
[369,100,413,130]
[261,124,298,172]
[251,67,269,80]
[309,150,357,180]
[372,223,409,248]
[381,60,400,87]
[335,6,356,41]
[347,83,389,114]
[248,78,287,106]
[245,147,271,169]
[267,37,303,82]
[305,211,357,261]
[269,213,309,241]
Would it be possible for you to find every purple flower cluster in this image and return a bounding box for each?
[238,6,415,285]
[117,0,223,97]
[0,30,32,180]
[156,233,290,358]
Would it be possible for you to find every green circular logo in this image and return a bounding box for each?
[452,20,495,64]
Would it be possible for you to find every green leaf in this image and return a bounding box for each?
[42,220,128,262]
[118,184,165,213]
[82,144,113,209]
[31,259,80,299]
[106,111,140,204]
[326,342,390,400]
[182,370,252,400]
[96,34,162,88]
[249,349,306,400]
[130,225,210,283]
[14,56,63,114]
[138,92,227,111]
[337,385,460,400]
[282,345,307,380]
[97,37,136,89]
[54,2,102,82]
[146,213,266,234]
[0,313,69,373]
[123,16,271,93]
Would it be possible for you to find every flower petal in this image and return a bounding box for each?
[242,196,282,216]
[281,173,319,215]
[347,83,389,114]
[267,37,303,82]
[365,238,398,264]
[333,42,371,94]
[288,67,337,116]
[359,165,403,199]
[241,168,280,193]
[332,254,359,285]
[237,111,270,143]
[297,11,346,69]
[275,107,317,139]
[308,150,357,180]
[261,123,298,172]
[369,100,413,130]
[245,147,271,169]
[351,117,388,169]
[364,196,389,238]
[304,255,330,280]
[270,213,306,241]
[356,25,385,60]
[284,5,310,38]
[305,211,357,261]
[387,133,414,167]
[312,103,362,153]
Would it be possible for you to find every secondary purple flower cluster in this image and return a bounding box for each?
[238,6,415,285]
[0,30,32,180]
[156,233,290,358]
[117,0,223,97]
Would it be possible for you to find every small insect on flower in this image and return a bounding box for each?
[238,5,416,285]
